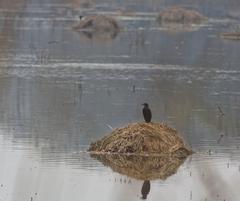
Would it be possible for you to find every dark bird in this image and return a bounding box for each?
[141,180,151,200]
[142,103,152,123]
[79,15,84,20]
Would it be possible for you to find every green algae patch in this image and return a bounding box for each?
[88,122,192,156]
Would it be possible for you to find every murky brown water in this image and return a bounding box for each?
[0,0,240,201]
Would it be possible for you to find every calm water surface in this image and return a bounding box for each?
[0,0,240,201]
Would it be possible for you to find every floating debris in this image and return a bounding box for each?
[221,32,240,40]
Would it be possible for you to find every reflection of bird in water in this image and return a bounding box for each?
[141,180,151,199]
[142,103,152,123]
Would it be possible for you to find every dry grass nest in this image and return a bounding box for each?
[157,7,208,25]
[88,122,192,156]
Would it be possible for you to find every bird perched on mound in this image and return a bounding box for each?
[142,103,152,123]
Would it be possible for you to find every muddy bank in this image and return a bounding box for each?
[88,122,192,156]
[91,153,188,180]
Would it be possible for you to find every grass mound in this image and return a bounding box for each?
[88,122,192,155]
[74,15,120,32]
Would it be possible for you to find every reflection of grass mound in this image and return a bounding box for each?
[91,153,188,180]
[157,7,207,25]
[77,30,118,42]
[88,122,192,155]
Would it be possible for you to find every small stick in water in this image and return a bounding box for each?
[217,134,224,143]
[106,124,113,130]
[132,85,135,93]
[217,105,225,116]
